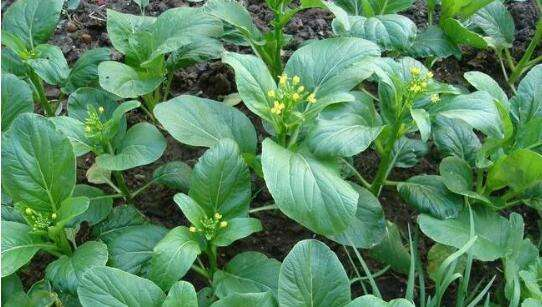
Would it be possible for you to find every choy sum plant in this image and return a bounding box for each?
[1,113,114,301]
[205,0,328,79]
[98,7,223,113]
[2,0,110,117]
[51,88,167,201]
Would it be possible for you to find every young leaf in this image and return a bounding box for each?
[212,217,262,247]
[45,241,108,294]
[174,193,207,228]
[472,1,515,49]
[1,73,33,131]
[78,267,166,307]
[464,71,509,108]
[432,116,481,165]
[106,10,156,61]
[261,139,358,235]
[392,137,429,168]
[327,184,386,248]
[162,281,198,307]
[441,18,488,49]
[410,108,431,142]
[92,205,147,239]
[278,240,351,307]
[398,175,462,219]
[212,292,276,307]
[369,221,411,274]
[70,185,113,226]
[153,161,192,191]
[2,0,64,48]
[510,64,542,127]
[2,113,76,212]
[55,196,90,229]
[50,116,93,156]
[25,44,70,85]
[486,149,542,193]
[154,95,257,154]
[63,48,111,93]
[189,139,251,219]
[148,226,204,290]
[408,25,461,59]
[213,252,281,299]
[96,122,167,171]
[1,221,49,277]
[98,61,165,98]
[205,0,263,41]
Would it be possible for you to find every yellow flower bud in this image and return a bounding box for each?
[292,75,300,85]
[219,221,228,228]
[271,101,285,115]
[410,84,421,93]
[51,213,57,219]
[420,81,428,89]
[297,86,305,93]
[426,71,434,79]
[410,67,421,76]
[307,93,317,104]
[25,208,32,215]
[189,226,197,233]
[431,94,440,103]
[292,93,300,101]
[214,212,222,220]
[98,106,105,113]
[267,90,276,98]
[85,126,91,132]
[279,74,288,86]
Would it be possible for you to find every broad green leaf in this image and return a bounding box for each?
[261,139,358,235]
[284,37,380,118]
[432,116,481,165]
[472,1,515,49]
[102,224,167,275]
[511,64,542,127]
[205,0,263,41]
[1,48,30,76]
[106,10,156,62]
[327,184,386,248]
[441,18,488,49]
[332,14,416,52]
[166,37,224,71]
[163,281,198,307]
[63,48,111,93]
[408,25,461,59]
[149,226,203,290]
[410,108,431,142]
[213,251,281,298]
[98,61,164,98]
[278,239,350,307]
[398,175,462,219]
[438,156,489,203]
[222,52,277,122]
[71,185,113,226]
[50,116,93,156]
[78,267,165,307]
[515,117,542,151]
[92,205,147,239]
[26,44,69,85]
[418,207,511,261]
[1,73,33,131]
[1,274,25,303]
[522,181,542,211]
[96,122,166,171]
[189,139,251,219]
[55,196,90,229]
[153,161,192,191]
[487,149,542,193]
[430,91,503,138]
[347,295,415,306]
[366,0,414,14]
[174,193,207,228]
[45,241,108,294]
[1,221,49,277]
[155,95,257,154]
[369,221,411,274]
[2,0,63,48]
[392,137,428,168]
[211,292,276,307]
[86,163,112,185]
[2,113,75,212]
[464,71,509,108]
[212,217,262,247]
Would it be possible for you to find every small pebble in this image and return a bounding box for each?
[81,33,92,44]
[66,21,77,32]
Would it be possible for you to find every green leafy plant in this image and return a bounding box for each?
[1,113,112,300]
[205,0,328,79]
[98,7,223,114]
[2,0,110,116]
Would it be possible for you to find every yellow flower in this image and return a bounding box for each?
[431,94,440,103]
[297,86,305,93]
[267,90,276,98]
[426,71,434,79]
[292,75,300,85]
[410,67,421,76]
[271,101,285,114]
[98,106,105,113]
[420,81,428,89]
[292,93,301,101]
[189,226,197,233]
[85,126,91,132]
[214,212,222,220]
[219,221,228,228]
[279,73,288,86]
[51,213,57,219]
[410,84,422,93]
[25,208,32,215]
[307,93,317,104]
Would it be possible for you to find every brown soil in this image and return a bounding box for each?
[7,0,541,303]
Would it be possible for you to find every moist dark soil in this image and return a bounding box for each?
[8,0,541,303]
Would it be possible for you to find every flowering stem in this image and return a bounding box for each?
[29,71,55,116]
[207,245,218,277]
[370,122,401,196]
[249,204,278,214]
[340,158,371,190]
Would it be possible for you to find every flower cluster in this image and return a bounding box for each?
[189,212,228,240]
[267,73,317,116]
[23,207,56,231]
[84,106,106,142]
[408,67,433,94]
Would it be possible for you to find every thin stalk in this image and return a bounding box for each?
[346,236,382,298]
[107,142,132,200]
[89,194,125,201]
[475,168,484,194]
[342,245,368,294]
[350,265,391,284]
[207,245,218,276]
[384,180,400,186]
[131,178,160,198]
[272,6,284,79]
[191,264,212,283]
[249,204,278,214]
[163,71,174,101]
[361,87,380,101]
[508,19,542,85]
[340,158,371,189]
[496,50,517,94]
[370,122,401,196]
[287,125,301,149]
[29,71,54,116]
